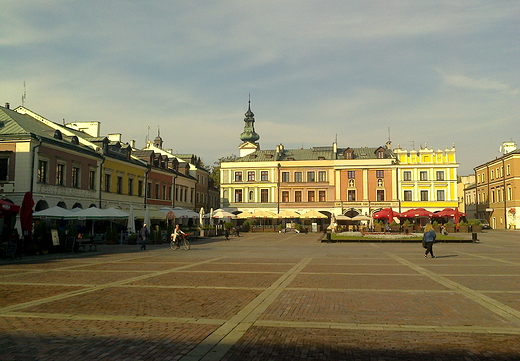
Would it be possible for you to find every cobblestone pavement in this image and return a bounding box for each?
[1,230,520,360]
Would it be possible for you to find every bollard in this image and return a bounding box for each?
[472,232,479,242]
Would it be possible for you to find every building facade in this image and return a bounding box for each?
[220,103,459,219]
[474,142,520,229]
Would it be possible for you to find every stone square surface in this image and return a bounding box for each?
[1,230,519,360]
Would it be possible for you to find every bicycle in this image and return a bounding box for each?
[170,233,190,251]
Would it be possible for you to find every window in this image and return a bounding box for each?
[234,189,243,202]
[281,172,289,182]
[319,190,326,202]
[308,191,315,202]
[146,182,152,198]
[261,189,269,202]
[318,171,326,182]
[420,190,428,201]
[261,171,268,181]
[248,171,255,181]
[234,172,242,182]
[348,179,355,187]
[377,150,384,159]
[490,170,494,180]
[163,185,167,200]
[89,170,96,190]
[377,179,383,187]
[71,167,80,188]
[348,170,355,179]
[104,174,111,192]
[295,191,302,202]
[436,171,444,181]
[38,160,48,183]
[249,190,254,201]
[508,186,512,201]
[376,190,385,201]
[420,171,428,181]
[403,171,411,181]
[128,178,134,196]
[56,163,65,186]
[507,164,511,176]
[155,184,160,198]
[404,190,412,201]
[348,190,356,201]
[437,190,445,201]
[281,191,289,202]
[376,170,384,178]
[138,180,143,197]
[117,176,123,194]
[294,172,303,182]
[0,158,8,181]
[307,171,315,182]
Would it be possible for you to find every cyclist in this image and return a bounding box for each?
[170,224,186,250]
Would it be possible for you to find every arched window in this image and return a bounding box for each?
[377,179,383,187]
[348,179,355,187]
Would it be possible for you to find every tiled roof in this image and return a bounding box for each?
[235,146,394,162]
[0,106,101,156]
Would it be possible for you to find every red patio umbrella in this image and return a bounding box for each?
[400,208,434,218]
[20,192,34,237]
[373,208,400,223]
[0,199,20,216]
[433,207,467,224]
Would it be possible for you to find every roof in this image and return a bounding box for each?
[235,146,394,162]
[0,106,102,157]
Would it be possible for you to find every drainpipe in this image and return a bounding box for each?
[98,157,105,208]
[30,135,43,194]
[172,173,177,208]
[277,163,281,213]
[502,158,507,229]
[144,165,151,207]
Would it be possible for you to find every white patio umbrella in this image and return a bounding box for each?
[212,208,235,219]
[199,207,205,227]
[127,206,136,233]
[144,206,151,228]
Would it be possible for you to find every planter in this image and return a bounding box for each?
[433,226,441,234]
[471,225,482,233]
[403,227,413,234]
[458,226,469,233]
[445,226,455,233]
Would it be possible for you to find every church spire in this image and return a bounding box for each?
[153,126,163,149]
[239,96,260,143]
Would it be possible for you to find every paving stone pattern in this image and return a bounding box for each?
[1,230,520,360]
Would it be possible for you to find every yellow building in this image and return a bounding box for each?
[394,144,459,212]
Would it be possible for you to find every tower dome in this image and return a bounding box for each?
[239,100,260,143]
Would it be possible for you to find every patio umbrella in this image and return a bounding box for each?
[32,206,72,219]
[400,208,434,218]
[373,208,400,223]
[433,207,466,224]
[127,206,136,233]
[212,209,236,219]
[0,199,20,216]
[144,206,151,227]
[299,209,327,219]
[236,211,254,219]
[199,207,204,227]
[252,210,276,218]
[20,192,34,238]
[276,210,301,218]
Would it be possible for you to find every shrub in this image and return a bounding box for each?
[224,222,234,230]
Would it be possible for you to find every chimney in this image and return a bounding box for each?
[128,140,135,148]
[4,102,9,109]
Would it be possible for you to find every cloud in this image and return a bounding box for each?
[441,73,520,96]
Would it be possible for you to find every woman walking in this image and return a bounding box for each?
[423,223,436,258]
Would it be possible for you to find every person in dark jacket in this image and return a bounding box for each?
[139,224,150,250]
[423,223,436,258]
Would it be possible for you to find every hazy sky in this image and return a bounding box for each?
[1,1,519,174]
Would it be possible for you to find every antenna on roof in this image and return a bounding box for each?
[22,81,26,106]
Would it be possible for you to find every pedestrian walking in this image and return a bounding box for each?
[224,228,230,241]
[139,224,150,250]
[422,223,436,258]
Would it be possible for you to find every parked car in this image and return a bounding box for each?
[478,219,491,229]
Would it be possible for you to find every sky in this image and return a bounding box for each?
[1,1,519,175]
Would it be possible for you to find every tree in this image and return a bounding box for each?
[209,155,237,188]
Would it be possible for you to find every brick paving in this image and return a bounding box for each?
[1,230,520,360]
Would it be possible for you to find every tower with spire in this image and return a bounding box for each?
[153,127,163,149]
[239,97,260,157]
